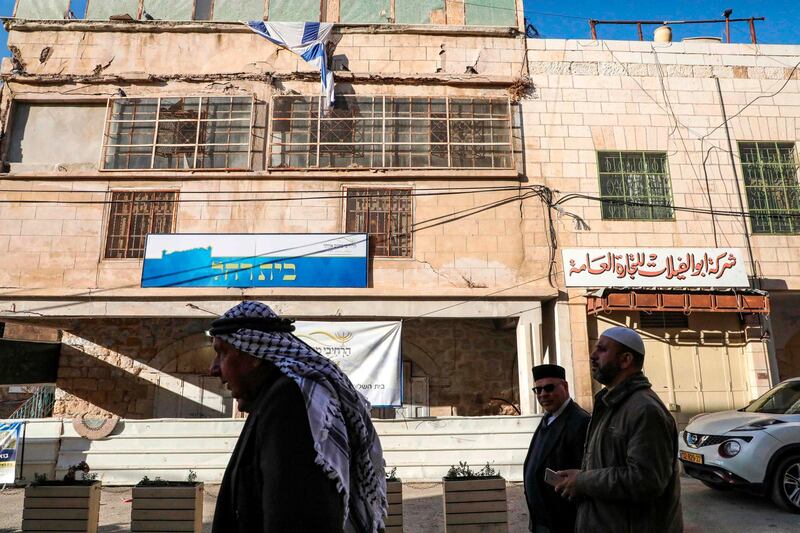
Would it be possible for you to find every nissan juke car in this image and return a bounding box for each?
[679,377,800,513]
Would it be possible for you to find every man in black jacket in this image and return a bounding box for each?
[523,364,590,533]
[208,301,386,532]
[554,327,682,533]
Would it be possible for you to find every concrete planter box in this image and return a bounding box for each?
[385,479,403,532]
[131,483,204,533]
[442,477,507,532]
[22,481,101,533]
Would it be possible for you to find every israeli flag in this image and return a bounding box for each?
[246,21,335,106]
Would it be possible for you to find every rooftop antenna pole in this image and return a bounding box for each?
[723,8,733,43]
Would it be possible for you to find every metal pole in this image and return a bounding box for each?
[17,421,26,484]
[590,20,597,40]
[637,22,643,41]
[725,15,731,43]
[715,77,757,286]
[749,18,757,44]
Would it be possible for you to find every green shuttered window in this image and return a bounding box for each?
[739,142,800,234]
[597,151,674,220]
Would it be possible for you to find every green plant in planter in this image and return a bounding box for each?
[445,461,499,480]
[385,466,398,481]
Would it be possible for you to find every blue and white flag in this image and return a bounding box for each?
[246,21,335,105]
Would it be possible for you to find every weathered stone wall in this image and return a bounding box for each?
[53,316,519,418]
[4,23,525,79]
[54,318,208,418]
[403,318,519,416]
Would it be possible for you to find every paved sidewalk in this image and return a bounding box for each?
[1,477,799,532]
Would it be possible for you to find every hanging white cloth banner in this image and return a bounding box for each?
[246,21,335,105]
[294,321,402,406]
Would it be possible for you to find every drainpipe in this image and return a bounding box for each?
[715,77,779,388]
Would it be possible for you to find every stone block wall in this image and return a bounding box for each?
[0,175,548,294]
[53,316,519,418]
[522,39,800,290]
[521,39,800,403]
[54,318,208,418]
[403,318,519,416]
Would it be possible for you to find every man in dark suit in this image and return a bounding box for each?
[523,364,590,533]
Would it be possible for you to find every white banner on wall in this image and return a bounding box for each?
[562,248,749,288]
[294,321,402,407]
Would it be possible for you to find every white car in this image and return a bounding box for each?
[679,377,800,513]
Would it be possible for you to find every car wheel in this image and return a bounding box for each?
[701,480,731,491]
[771,455,800,513]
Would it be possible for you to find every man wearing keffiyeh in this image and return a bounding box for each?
[208,301,387,533]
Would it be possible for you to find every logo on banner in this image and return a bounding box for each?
[0,422,22,484]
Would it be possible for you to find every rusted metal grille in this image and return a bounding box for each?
[105,191,178,259]
[102,96,253,171]
[345,189,412,257]
[269,96,513,169]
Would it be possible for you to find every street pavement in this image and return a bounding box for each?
[1,476,799,531]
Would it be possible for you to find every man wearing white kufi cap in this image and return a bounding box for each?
[554,326,683,533]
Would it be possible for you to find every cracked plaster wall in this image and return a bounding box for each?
[3,25,525,79]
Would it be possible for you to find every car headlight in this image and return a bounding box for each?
[732,418,786,431]
[719,440,741,458]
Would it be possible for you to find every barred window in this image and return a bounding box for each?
[598,152,674,220]
[102,96,253,170]
[739,142,800,234]
[345,189,412,258]
[105,191,178,259]
[269,96,512,169]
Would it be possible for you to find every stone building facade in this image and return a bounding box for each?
[523,39,800,424]
[0,0,798,426]
[0,0,549,420]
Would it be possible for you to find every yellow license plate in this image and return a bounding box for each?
[680,451,704,464]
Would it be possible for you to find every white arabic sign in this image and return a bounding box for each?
[562,248,749,288]
[294,321,402,407]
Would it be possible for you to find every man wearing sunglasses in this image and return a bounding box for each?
[523,364,590,533]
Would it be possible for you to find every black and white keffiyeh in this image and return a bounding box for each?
[212,301,387,532]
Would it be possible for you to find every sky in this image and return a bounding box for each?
[0,0,797,59]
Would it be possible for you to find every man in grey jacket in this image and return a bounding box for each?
[554,326,682,533]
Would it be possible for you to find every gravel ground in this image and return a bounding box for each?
[1,476,799,532]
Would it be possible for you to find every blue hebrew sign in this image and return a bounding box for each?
[141,233,368,288]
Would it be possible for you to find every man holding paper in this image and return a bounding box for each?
[522,364,590,533]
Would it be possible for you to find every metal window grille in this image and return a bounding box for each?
[739,141,800,234]
[598,151,674,220]
[102,96,254,171]
[269,96,513,169]
[105,191,178,259]
[345,188,412,258]
[639,311,689,329]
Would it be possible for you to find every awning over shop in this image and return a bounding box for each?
[585,288,770,316]
[0,339,60,385]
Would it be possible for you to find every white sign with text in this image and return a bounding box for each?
[294,321,402,407]
[562,248,749,288]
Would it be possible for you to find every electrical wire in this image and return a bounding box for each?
[0,185,540,205]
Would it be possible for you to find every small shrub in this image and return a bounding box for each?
[385,467,398,481]
[444,461,499,480]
